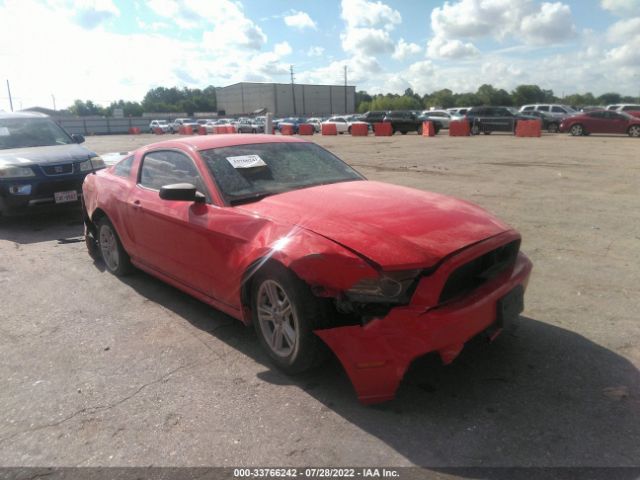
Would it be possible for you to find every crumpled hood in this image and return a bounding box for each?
[0,144,96,167]
[239,180,511,268]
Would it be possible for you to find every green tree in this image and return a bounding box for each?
[68,100,105,116]
[597,92,622,105]
[426,89,455,108]
[511,85,548,106]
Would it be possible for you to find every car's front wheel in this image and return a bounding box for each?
[548,123,559,133]
[97,217,132,276]
[252,264,325,374]
[570,124,584,136]
[628,125,640,137]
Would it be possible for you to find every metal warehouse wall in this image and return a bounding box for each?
[216,83,355,117]
[55,116,152,135]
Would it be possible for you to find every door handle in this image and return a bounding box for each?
[132,199,141,209]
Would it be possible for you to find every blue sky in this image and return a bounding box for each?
[1,0,639,110]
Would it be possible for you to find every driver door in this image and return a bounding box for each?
[128,149,216,296]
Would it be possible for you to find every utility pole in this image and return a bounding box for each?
[290,65,296,115]
[6,79,13,112]
[344,65,348,113]
[51,94,56,111]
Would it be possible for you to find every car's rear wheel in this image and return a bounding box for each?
[348,126,352,134]
[570,124,584,136]
[548,123,559,133]
[483,131,492,135]
[628,125,640,137]
[252,264,326,374]
[98,217,132,276]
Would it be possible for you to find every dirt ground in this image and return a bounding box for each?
[1,132,639,473]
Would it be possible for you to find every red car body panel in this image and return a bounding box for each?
[83,134,533,404]
[559,112,640,134]
[240,181,509,270]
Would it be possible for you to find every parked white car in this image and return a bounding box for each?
[321,116,349,134]
[148,119,170,133]
[520,104,576,118]
[606,104,640,113]
[447,107,471,116]
[170,118,199,133]
[420,110,462,128]
[306,117,323,133]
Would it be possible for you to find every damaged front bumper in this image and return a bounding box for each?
[314,233,533,405]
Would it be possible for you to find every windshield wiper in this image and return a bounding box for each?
[229,191,281,206]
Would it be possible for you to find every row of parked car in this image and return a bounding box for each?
[149,102,640,138]
[149,117,267,134]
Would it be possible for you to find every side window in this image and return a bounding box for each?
[551,106,566,113]
[113,155,134,178]
[522,106,534,111]
[588,111,605,118]
[139,150,209,200]
[537,106,550,112]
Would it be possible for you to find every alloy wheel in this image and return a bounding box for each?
[257,280,299,357]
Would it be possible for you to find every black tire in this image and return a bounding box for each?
[97,217,132,276]
[570,124,585,136]
[85,230,101,261]
[548,123,559,133]
[417,124,423,135]
[401,130,408,135]
[483,131,492,135]
[348,126,352,134]
[628,125,640,137]
[251,263,327,374]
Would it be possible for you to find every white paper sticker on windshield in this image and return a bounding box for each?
[226,154,267,169]
[0,127,9,136]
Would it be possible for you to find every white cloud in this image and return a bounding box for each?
[274,41,292,56]
[601,0,640,15]
[340,0,401,30]
[284,11,317,30]
[429,0,576,46]
[148,0,267,50]
[607,17,640,42]
[427,36,479,59]
[520,2,576,45]
[392,39,422,60]
[307,46,325,57]
[341,27,395,55]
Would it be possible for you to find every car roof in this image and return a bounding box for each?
[0,111,49,119]
[139,134,309,153]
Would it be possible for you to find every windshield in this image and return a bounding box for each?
[507,107,520,115]
[200,142,364,205]
[0,117,74,150]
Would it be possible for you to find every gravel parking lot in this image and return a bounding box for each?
[1,132,639,471]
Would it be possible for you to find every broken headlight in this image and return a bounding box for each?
[346,269,421,303]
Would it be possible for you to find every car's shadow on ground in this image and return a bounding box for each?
[0,209,84,244]
[111,266,640,475]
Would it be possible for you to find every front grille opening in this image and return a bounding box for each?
[41,164,74,175]
[438,240,520,304]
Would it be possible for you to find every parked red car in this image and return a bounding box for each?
[559,110,640,137]
[82,135,533,404]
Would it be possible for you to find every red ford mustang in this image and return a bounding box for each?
[82,135,532,404]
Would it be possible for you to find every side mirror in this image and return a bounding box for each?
[159,183,205,203]
[72,134,85,144]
